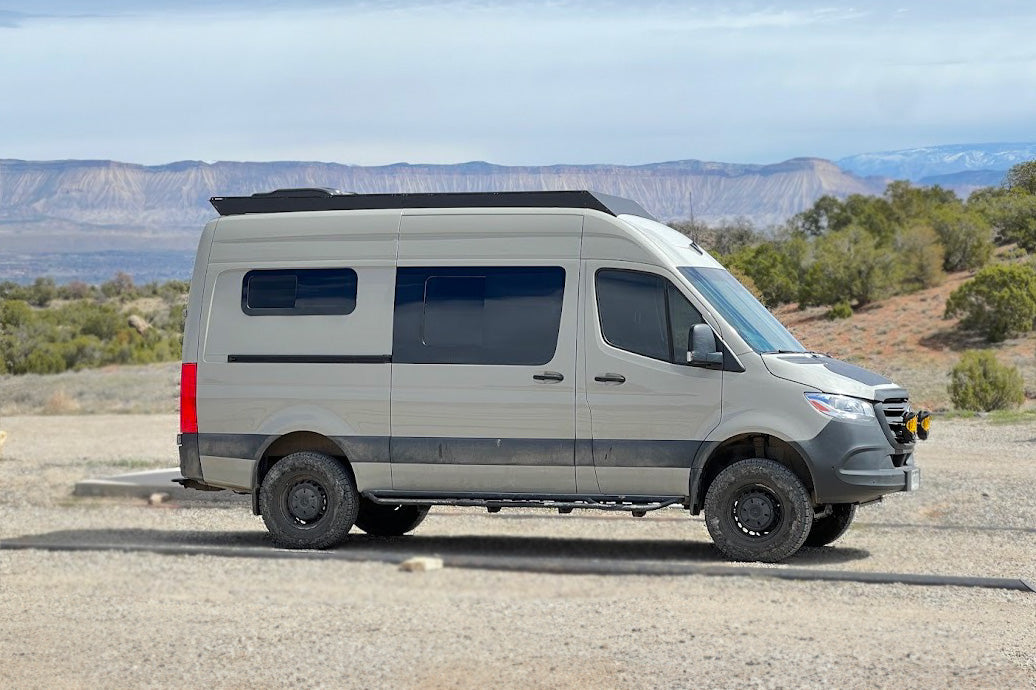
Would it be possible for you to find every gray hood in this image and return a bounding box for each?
[761,353,907,402]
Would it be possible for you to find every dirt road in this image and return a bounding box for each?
[0,414,1033,688]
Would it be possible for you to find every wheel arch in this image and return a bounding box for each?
[251,431,356,515]
[689,433,815,514]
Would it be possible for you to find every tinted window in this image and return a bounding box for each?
[596,269,703,363]
[423,276,486,347]
[668,284,705,360]
[596,270,669,360]
[242,268,357,316]
[394,267,565,365]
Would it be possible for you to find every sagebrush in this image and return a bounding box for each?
[948,350,1025,411]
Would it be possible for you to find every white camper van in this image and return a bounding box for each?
[177,189,928,562]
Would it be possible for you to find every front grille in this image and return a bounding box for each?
[876,397,913,448]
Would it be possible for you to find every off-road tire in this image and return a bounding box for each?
[355,497,430,536]
[804,503,857,547]
[259,451,359,549]
[704,458,813,563]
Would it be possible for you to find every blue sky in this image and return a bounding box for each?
[1,1,1034,166]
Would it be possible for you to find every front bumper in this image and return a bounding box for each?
[836,464,920,498]
[793,417,920,504]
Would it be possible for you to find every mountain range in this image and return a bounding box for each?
[0,143,1032,274]
[836,142,1036,181]
[0,157,882,254]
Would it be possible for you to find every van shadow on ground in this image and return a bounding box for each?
[2,528,870,568]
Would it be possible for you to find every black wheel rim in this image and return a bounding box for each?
[732,485,782,537]
[286,479,327,525]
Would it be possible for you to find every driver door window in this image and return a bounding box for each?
[595,269,704,363]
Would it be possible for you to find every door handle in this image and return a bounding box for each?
[594,373,626,384]
[533,371,565,383]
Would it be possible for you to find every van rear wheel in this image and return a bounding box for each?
[355,497,429,536]
[259,451,359,549]
[804,503,857,547]
[704,458,813,563]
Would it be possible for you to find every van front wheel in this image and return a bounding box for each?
[704,458,813,563]
[259,452,359,549]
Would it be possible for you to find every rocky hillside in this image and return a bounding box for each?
[0,157,883,251]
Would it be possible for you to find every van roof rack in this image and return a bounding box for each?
[209,190,654,220]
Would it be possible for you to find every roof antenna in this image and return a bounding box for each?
[687,189,704,254]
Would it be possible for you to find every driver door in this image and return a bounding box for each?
[582,263,723,495]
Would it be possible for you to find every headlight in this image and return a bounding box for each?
[804,392,876,423]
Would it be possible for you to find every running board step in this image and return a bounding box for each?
[363,491,687,513]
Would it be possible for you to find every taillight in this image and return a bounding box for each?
[180,362,198,433]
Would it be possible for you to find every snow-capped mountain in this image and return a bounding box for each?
[837,143,1036,181]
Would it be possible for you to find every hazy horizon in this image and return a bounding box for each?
[0,140,1034,169]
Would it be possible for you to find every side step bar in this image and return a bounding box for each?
[364,490,688,515]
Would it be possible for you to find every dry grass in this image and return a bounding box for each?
[0,362,179,416]
[41,389,81,415]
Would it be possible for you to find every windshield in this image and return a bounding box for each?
[679,267,804,353]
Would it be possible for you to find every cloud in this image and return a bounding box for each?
[0,10,32,27]
[2,1,1035,165]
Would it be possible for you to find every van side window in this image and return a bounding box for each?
[596,269,703,363]
[242,268,357,316]
[394,266,565,365]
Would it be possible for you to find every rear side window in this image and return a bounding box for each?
[596,269,703,363]
[242,268,357,316]
[394,266,565,365]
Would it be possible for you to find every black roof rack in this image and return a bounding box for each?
[209,190,654,220]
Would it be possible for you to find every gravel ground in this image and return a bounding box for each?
[0,414,1034,688]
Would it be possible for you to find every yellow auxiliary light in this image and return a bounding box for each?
[904,412,918,435]
[917,411,931,440]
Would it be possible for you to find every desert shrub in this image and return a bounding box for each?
[931,208,993,271]
[100,271,136,299]
[58,281,97,300]
[944,263,1036,341]
[825,301,853,320]
[948,350,1025,411]
[726,265,764,302]
[79,304,123,340]
[0,279,186,375]
[22,345,66,375]
[1,300,33,327]
[724,241,801,306]
[800,225,896,307]
[688,218,760,256]
[1004,160,1036,195]
[156,280,190,302]
[970,188,1036,249]
[885,181,959,224]
[893,224,945,291]
[26,277,58,307]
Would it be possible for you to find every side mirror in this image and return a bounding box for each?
[688,323,723,368]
